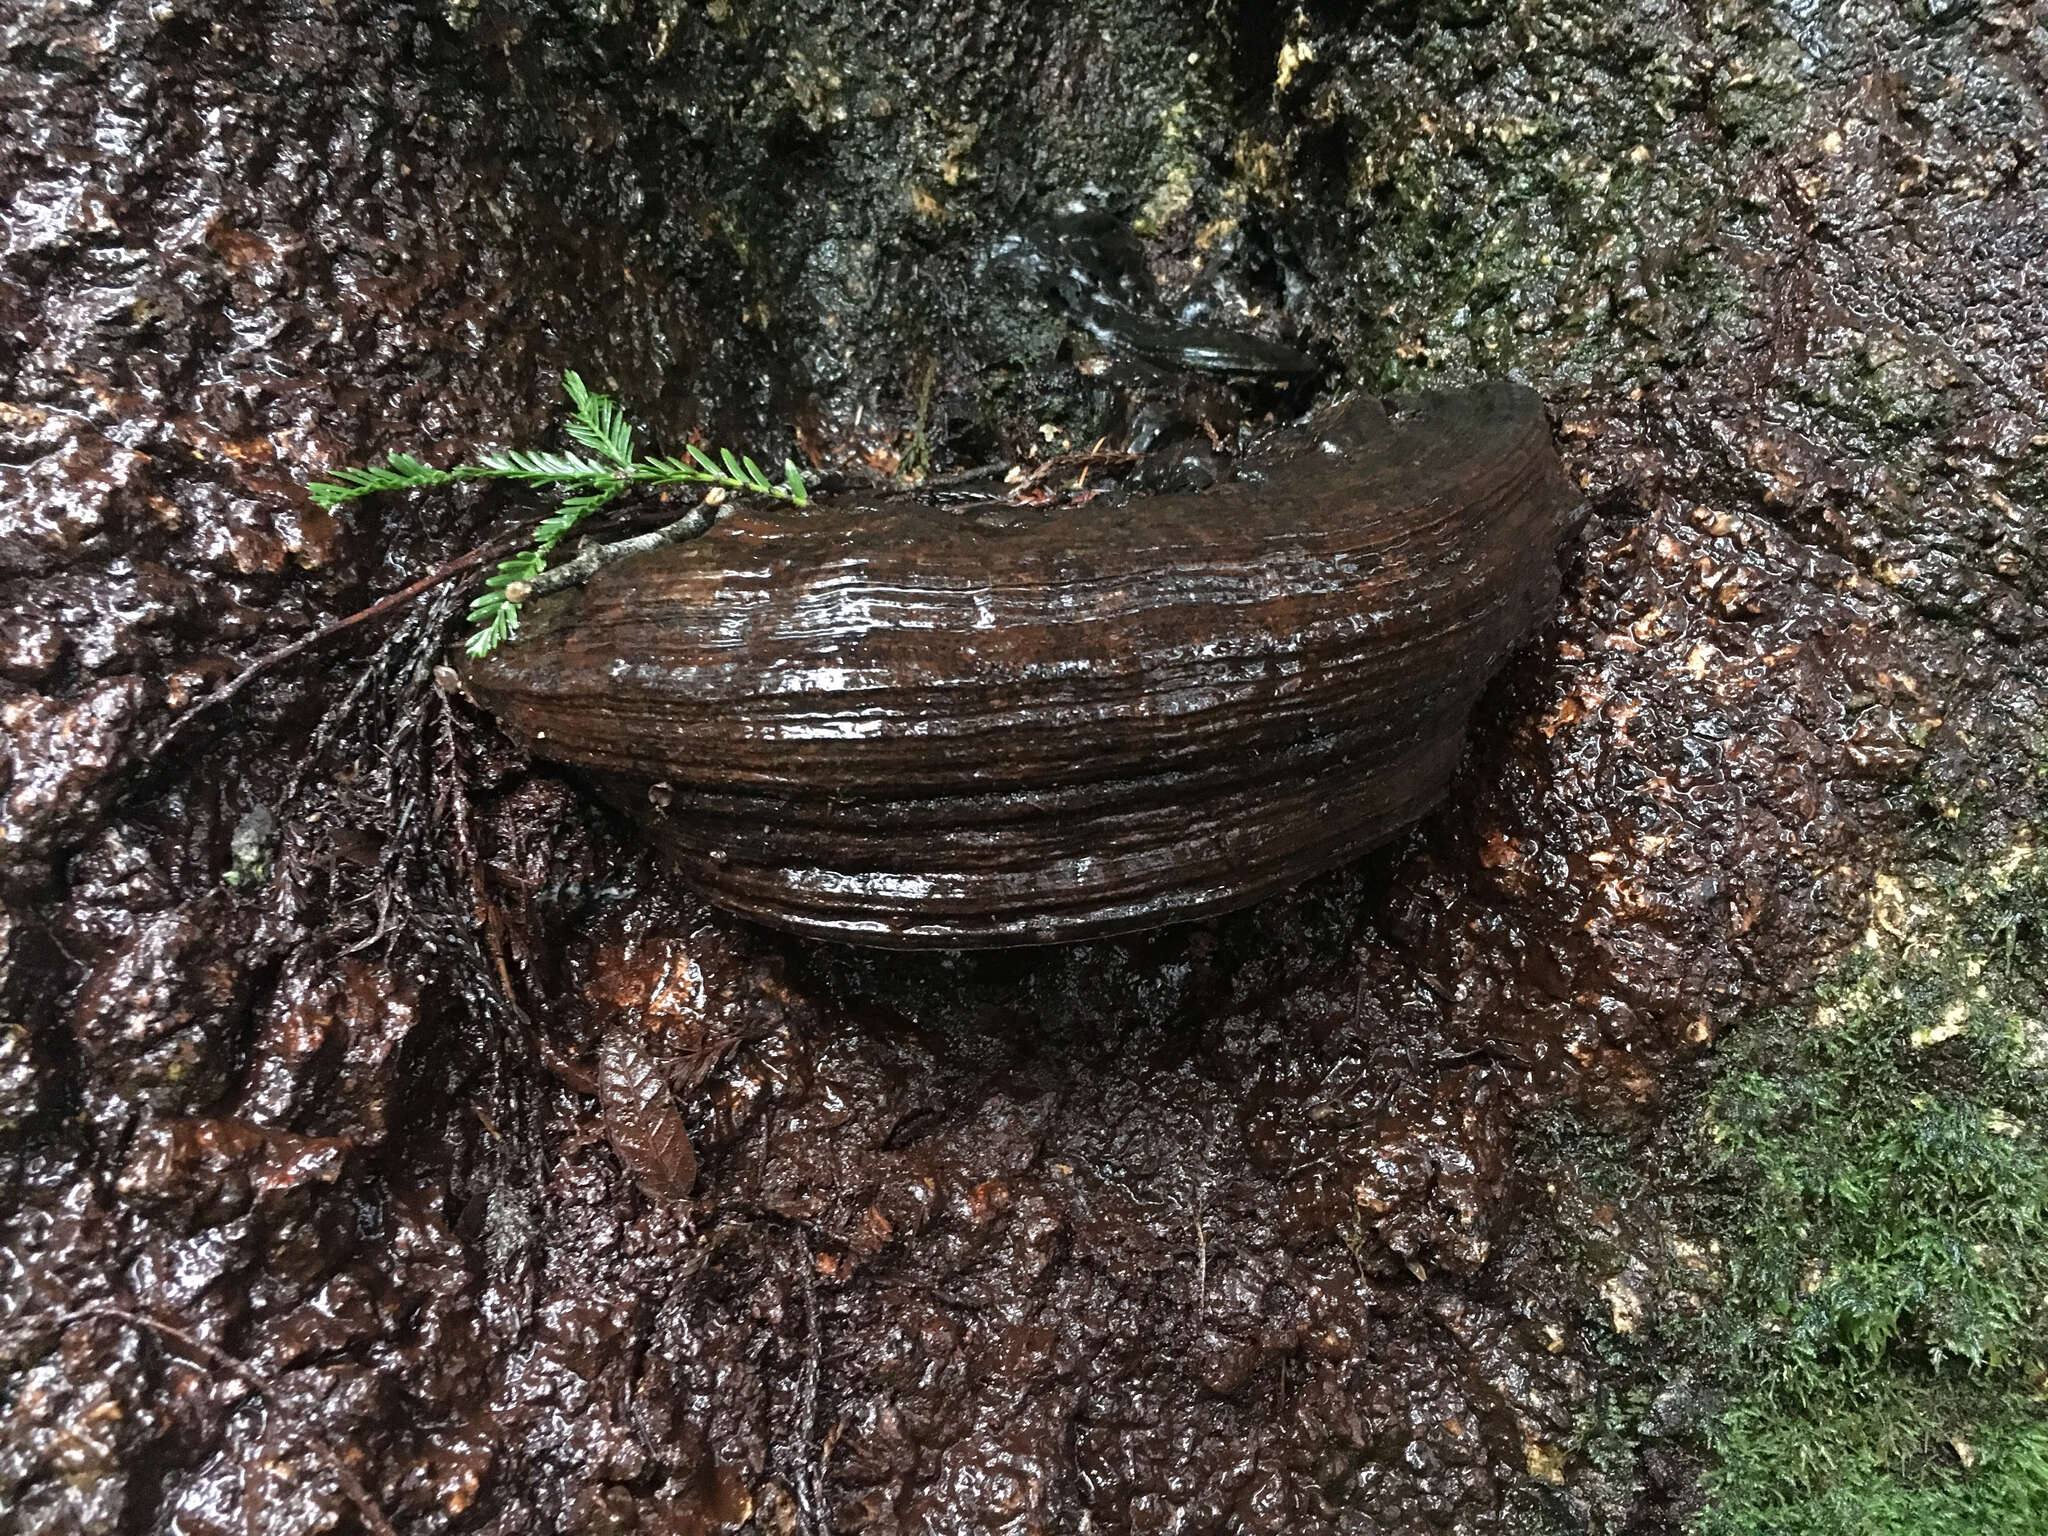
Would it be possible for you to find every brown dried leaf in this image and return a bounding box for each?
[597,1024,697,1201]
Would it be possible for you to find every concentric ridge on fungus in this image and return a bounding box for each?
[462,382,1579,947]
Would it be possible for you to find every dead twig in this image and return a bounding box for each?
[791,1229,827,1536]
[433,685,522,1007]
[911,460,1010,490]
[130,530,524,782]
[1005,447,1139,498]
[48,1305,399,1536]
[1191,1114,1217,1324]
[520,501,720,601]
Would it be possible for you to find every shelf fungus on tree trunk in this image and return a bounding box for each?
[461,382,1580,947]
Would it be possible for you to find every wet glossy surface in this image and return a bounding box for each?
[464,385,1578,945]
[3,0,2042,1532]
[987,212,1322,378]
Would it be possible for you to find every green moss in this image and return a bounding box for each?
[1711,1386,2048,1535]
[1698,844,2048,1534]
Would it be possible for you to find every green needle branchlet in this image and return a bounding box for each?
[308,370,807,657]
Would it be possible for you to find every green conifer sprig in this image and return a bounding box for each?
[306,371,807,657]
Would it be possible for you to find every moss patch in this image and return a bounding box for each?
[1698,842,2048,1533]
